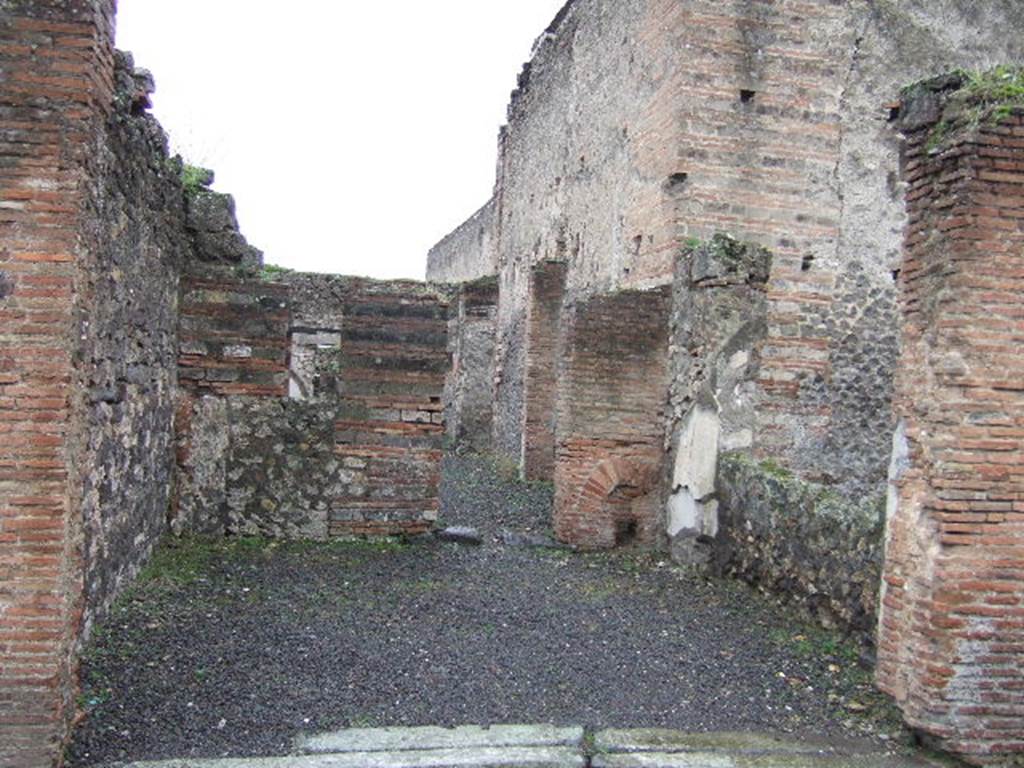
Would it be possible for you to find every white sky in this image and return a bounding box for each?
[115,1,565,279]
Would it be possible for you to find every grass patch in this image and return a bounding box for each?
[259,263,293,281]
[178,162,214,197]
[908,66,1024,152]
[136,535,266,588]
[767,617,906,739]
[757,457,793,479]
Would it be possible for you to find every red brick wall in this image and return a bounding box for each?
[876,94,1024,764]
[522,261,567,481]
[178,270,291,398]
[331,280,448,537]
[0,2,115,765]
[553,287,672,548]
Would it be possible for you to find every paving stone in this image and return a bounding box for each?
[117,746,584,768]
[593,730,825,755]
[591,752,935,768]
[297,724,584,753]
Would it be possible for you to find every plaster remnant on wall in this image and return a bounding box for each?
[668,405,722,562]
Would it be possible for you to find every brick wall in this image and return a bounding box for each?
[433,0,1024,496]
[174,271,449,540]
[331,279,448,537]
[522,261,566,481]
[876,80,1024,764]
[553,287,672,548]
[177,270,290,398]
[0,2,115,764]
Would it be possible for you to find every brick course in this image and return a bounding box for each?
[876,87,1024,764]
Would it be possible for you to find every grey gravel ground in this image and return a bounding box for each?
[67,455,905,766]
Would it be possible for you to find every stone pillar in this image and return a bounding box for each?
[447,276,498,453]
[877,74,1024,764]
[0,1,116,764]
[522,261,567,481]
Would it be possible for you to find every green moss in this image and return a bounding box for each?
[757,457,793,479]
[136,535,266,587]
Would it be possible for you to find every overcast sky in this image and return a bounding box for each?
[115,1,565,279]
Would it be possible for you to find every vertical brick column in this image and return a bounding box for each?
[0,1,116,765]
[877,80,1024,764]
[553,286,672,549]
[522,261,566,481]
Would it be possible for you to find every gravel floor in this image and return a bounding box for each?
[67,455,905,765]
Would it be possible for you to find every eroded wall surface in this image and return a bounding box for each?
[76,51,190,636]
[426,198,496,284]
[876,81,1024,764]
[445,276,499,454]
[432,0,1024,497]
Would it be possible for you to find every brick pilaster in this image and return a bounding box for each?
[0,2,116,765]
[877,80,1024,764]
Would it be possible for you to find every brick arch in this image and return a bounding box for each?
[558,455,659,549]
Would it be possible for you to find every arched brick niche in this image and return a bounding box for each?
[553,286,673,549]
[557,453,660,548]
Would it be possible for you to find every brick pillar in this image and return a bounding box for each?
[522,261,566,481]
[877,76,1024,764]
[0,2,115,765]
[553,286,672,549]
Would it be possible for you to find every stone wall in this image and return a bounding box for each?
[522,261,567,481]
[714,454,885,640]
[445,276,498,453]
[426,198,496,283]
[553,286,672,549]
[664,235,771,563]
[876,77,1024,764]
[76,51,191,635]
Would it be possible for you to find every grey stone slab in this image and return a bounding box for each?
[499,530,570,550]
[119,745,584,768]
[594,731,826,755]
[591,753,930,768]
[298,724,584,754]
[434,526,484,545]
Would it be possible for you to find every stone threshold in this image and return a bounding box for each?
[107,725,944,768]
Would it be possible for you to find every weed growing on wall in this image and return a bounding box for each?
[907,66,1024,152]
